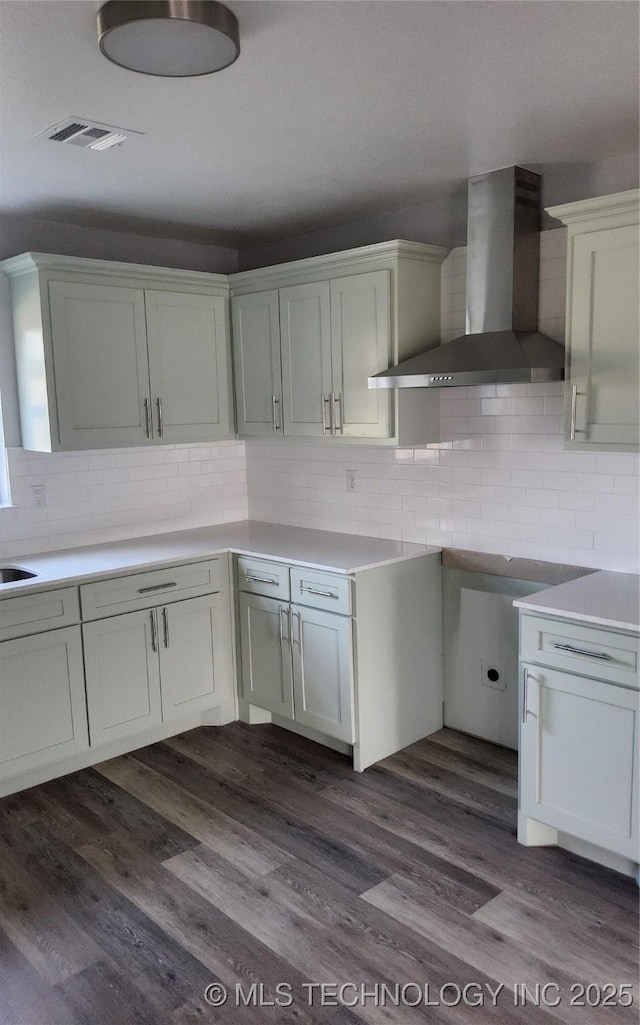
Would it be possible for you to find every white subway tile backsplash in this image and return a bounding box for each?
[0,441,248,559]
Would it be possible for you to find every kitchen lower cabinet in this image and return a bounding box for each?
[291,604,354,743]
[0,626,89,778]
[84,592,232,744]
[1,253,233,452]
[547,190,639,451]
[238,551,443,767]
[518,611,640,865]
[83,608,163,744]
[238,593,294,718]
[520,662,639,859]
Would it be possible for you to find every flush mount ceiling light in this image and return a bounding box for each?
[97,0,240,77]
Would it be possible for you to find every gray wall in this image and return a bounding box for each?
[238,151,640,270]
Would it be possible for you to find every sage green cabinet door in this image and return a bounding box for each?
[291,605,355,743]
[232,291,283,437]
[0,626,88,778]
[239,592,294,718]
[145,290,231,443]
[83,610,162,745]
[159,593,230,720]
[568,225,639,448]
[280,282,332,437]
[48,281,151,448]
[330,271,391,438]
[520,663,639,859]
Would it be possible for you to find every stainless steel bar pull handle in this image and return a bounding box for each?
[292,609,302,650]
[162,607,169,648]
[332,393,342,434]
[322,395,331,433]
[138,581,178,594]
[279,605,290,645]
[569,384,587,441]
[246,574,278,586]
[553,642,612,661]
[522,667,529,723]
[272,396,281,434]
[144,398,152,438]
[299,585,338,599]
[150,609,158,652]
[156,397,164,438]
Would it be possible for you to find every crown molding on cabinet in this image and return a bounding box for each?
[547,189,640,228]
[229,240,449,293]
[0,251,230,292]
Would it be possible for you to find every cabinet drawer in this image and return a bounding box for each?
[0,586,80,642]
[237,557,290,600]
[80,558,225,620]
[290,566,351,615]
[520,614,639,688]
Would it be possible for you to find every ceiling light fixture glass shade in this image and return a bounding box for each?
[97,0,240,77]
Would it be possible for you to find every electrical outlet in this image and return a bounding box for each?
[346,469,358,492]
[31,485,46,508]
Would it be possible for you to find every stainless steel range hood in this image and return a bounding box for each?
[369,166,565,389]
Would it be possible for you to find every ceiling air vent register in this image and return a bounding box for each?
[36,118,143,151]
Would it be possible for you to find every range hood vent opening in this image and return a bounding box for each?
[369,166,565,389]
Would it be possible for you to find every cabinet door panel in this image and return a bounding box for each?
[239,593,293,717]
[232,291,282,436]
[330,271,391,438]
[48,281,150,448]
[146,290,231,443]
[520,663,639,858]
[569,226,639,447]
[291,605,354,742]
[280,282,332,436]
[0,627,88,777]
[83,610,162,744]
[160,593,232,719]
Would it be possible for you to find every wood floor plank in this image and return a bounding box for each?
[362,874,636,1024]
[75,832,360,1025]
[0,927,86,1025]
[397,735,518,796]
[27,767,200,860]
[378,747,518,822]
[1,821,218,1018]
[164,842,513,1025]
[96,753,294,877]
[0,827,104,985]
[472,890,639,984]
[132,741,388,895]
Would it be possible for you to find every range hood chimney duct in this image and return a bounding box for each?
[369,166,565,389]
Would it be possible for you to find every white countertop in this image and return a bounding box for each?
[0,520,439,596]
[514,571,640,633]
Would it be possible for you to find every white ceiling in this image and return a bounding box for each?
[0,0,638,246]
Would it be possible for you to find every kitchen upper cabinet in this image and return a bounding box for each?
[1,253,234,452]
[232,290,283,436]
[279,281,333,437]
[330,270,391,439]
[49,281,151,448]
[547,191,640,451]
[145,290,230,444]
[230,241,447,446]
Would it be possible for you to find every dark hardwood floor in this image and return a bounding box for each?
[0,724,637,1025]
